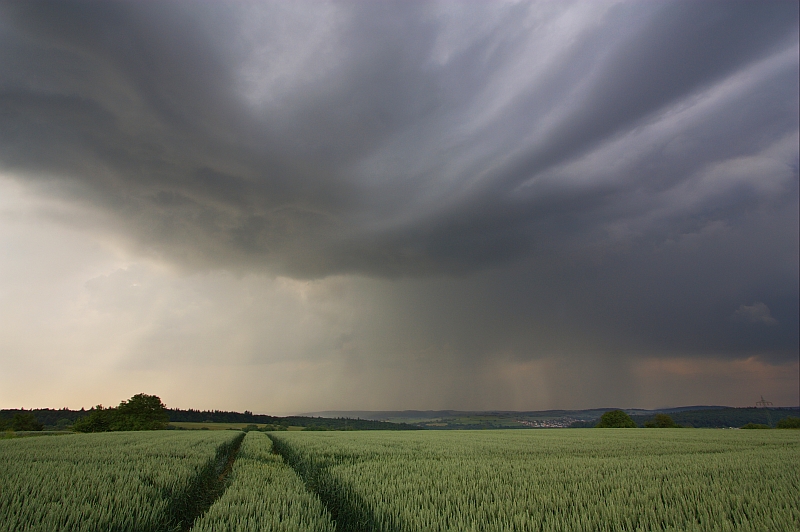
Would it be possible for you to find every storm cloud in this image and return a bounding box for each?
[0,1,797,411]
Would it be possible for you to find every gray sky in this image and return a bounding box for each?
[0,0,797,413]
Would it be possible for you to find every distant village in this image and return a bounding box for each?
[516,417,578,428]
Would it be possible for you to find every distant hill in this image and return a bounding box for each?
[568,407,800,428]
[634,407,799,428]
[305,407,800,429]
[302,406,730,421]
[303,409,611,421]
[4,405,797,431]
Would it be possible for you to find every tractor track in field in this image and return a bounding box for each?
[180,432,245,532]
[268,433,385,532]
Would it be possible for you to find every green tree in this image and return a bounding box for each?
[112,394,169,431]
[73,406,116,433]
[741,423,770,429]
[12,412,44,431]
[776,416,800,429]
[596,410,637,428]
[644,413,680,428]
[73,394,169,432]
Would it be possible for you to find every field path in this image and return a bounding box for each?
[269,433,383,532]
[191,431,335,531]
[180,431,245,531]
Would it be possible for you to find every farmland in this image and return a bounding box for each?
[192,432,335,532]
[270,430,800,531]
[0,431,242,531]
[1,429,798,531]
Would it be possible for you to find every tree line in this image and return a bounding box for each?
[586,409,800,429]
[0,412,44,431]
[1,395,421,432]
[4,400,798,432]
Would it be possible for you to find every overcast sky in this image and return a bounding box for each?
[1,0,797,413]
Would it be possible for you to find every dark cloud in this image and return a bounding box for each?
[497,1,797,184]
[0,0,797,378]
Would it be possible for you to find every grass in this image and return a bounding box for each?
[270,429,800,531]
[191,432,335,532]
[3,427,797,531]
[0,431,242,532]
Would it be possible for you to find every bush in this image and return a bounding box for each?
[596,410,637,428]
[776,416,800,429]
[741,423,771,429]
[73,406,116,433]
[55,418,73,430]
[644,413,680,428]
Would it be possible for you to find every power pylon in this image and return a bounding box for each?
[756,395,774,427]
[756,395,773,407]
